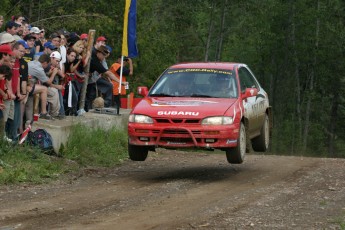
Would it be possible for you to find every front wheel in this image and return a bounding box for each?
[252,114,270,152]
[128,142,148,161]
[226,122,246,164]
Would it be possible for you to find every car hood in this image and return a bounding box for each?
[132,97,237,118]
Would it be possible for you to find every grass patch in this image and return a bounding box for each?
[0,124,128,185]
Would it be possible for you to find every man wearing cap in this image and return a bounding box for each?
[0,33,15,45]
[23,34,36,62]
[30,27,43,55]
[0,45,14,120]
[86,45,127,110]
[94,36,107,50]
[0,21,20,38]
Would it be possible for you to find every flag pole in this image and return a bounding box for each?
[118,56,125,94]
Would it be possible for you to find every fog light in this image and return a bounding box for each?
[136,129,149,133]
[204,131,220,135]
[205,139,215,143]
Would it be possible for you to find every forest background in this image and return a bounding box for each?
[1,0,344,158]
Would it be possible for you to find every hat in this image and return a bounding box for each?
[44,41,57,50]
[17,40,29,49]
[23,34,36,41]
[96,45,109,55]
[80,33,88,40]
[5,21,20,29]
[30,26,41,34]
[0,44,14,55]
[67,32,80,46]
[96,36,107,42]
[57,29,70,36]
[0,33,15,45]
[49,32,61,39]
[105,45,112,53]
[50,51,61,61]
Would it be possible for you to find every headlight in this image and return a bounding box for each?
[129,114,153,124]
[201,116,233,125]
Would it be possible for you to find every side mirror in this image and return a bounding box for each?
[137,86,148,97]
[242,88,258,99]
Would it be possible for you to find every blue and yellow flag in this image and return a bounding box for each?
[122,0,138,58]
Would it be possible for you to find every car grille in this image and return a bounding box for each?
[155,118,200,124]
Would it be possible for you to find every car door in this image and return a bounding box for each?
[238,66,263,135]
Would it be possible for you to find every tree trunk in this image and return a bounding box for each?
[291,0,302,153]
[216,0,227,61]
[204,2,215,62]
[327,91,338,157]
[78,29,95,113]
[303,0,320,151]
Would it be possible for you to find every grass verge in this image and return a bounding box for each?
[0,124,128,185]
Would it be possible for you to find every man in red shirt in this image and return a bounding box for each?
[5,41,26,140]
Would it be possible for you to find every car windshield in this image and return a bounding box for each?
[149,68,238,98]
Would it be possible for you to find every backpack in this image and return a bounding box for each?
[29,129,54,153]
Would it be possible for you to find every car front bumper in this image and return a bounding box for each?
[128,123,240,149]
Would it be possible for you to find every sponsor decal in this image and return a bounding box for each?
[167,69,232,75]
[152,100,216,107]
[255,93,266,101]
[167,141,186,145]
[158,111,199,116]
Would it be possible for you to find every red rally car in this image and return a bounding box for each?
[128,62,272,164]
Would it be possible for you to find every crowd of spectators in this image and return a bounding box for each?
[0,15,133,141]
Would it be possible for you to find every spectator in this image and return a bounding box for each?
[30,27,42,58]
[39,27,47,47]
[72,40,90,112]
[5,41,26,140]
[94,36,106,50]
[49,50,66,119]
[23,34,36,62]
[28,53,61,119]
[109,56,133,115]
[16,40,30,132]
[0,33,15,45]
[62,48,79,115]
[86,45,127,110]
[50,32,61,49]
[43,41,57,55]
[22,21,30,37]
[0,44,14,64]
[0,65,12,139]
[0,16,4,29]
[0,21,20,40]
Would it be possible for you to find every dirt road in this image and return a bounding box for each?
[1,150,345,229]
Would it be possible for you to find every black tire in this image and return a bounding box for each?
[128,142,148,161]
[226,122,246,164]
[252,114,270,152]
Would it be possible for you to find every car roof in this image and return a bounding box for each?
[169,62,245,70]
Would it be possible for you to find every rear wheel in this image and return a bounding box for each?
[226,122,246,164]
[128,142,148,161]
[252,114,270,152]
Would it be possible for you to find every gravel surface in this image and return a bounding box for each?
[1,150,345,229]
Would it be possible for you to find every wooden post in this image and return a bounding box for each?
[78,29,96,114]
